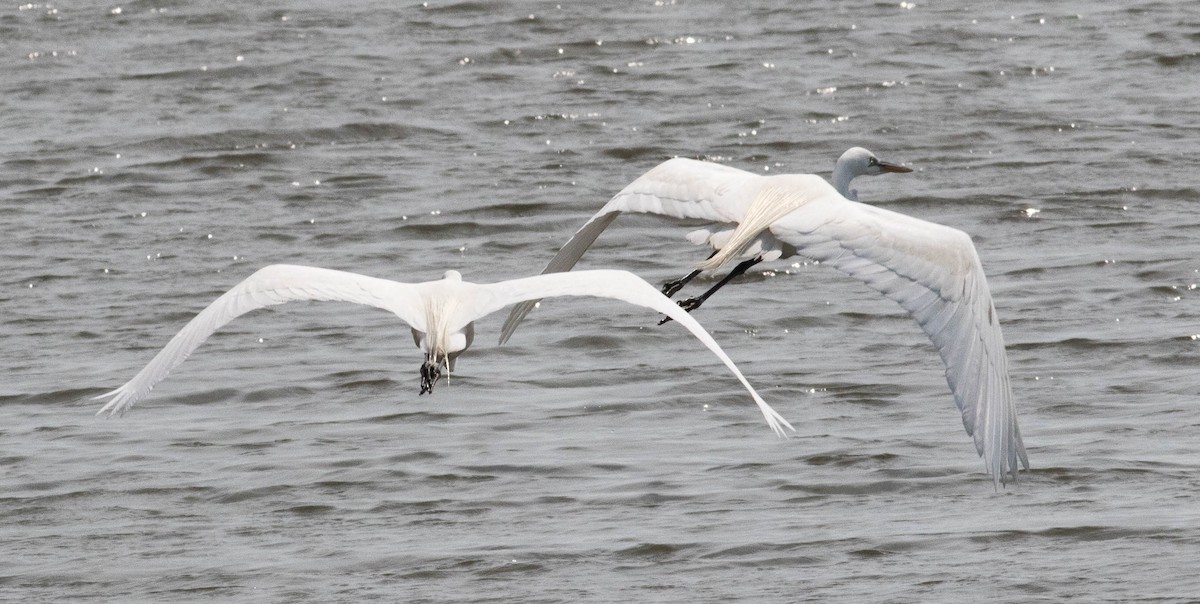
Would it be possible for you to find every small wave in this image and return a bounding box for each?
[2,388,98,406]
[475,561,547,576]
[175,388,241,406]
[255,232,299,243]
[419,1,505,14]
[1008,337,1136,352]
[277,504,337,516]
[125,485,217,499]
[316,173,389,186]
[367,498,453,514]
[457,463,566,476]
[361,411,459,424]
[392,220,497,239]
[423,473,497,483]
[551,334,627,349]
[240,386,315,403]
[383,450,444,463]
[778,479,918,496]
[601,146,672,161]
[132,151,277,172]
[1153,53,1200,68]
[969,525,1169,544]
[802,451,900,468]
[615,542,701,560]
[212,485,292,504]
[698,541,821,563]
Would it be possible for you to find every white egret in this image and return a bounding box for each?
[500,147,911,327]
[93,264,792,437]
[499,155,1028,485]
[655,147,913,315]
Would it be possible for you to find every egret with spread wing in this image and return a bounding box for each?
[499,154,1028,485]
[508,148,911,324]
[656,148,913,319]
[94,264,792,436]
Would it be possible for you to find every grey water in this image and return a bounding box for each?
[4,0,1200,601]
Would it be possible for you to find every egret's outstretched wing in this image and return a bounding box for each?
[95,264,424,416]
[472,269,792,437]
[499,158,761,344]
[761,179,1028,485]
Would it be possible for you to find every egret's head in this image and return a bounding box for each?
[837,147,913,178]
[832,147,913,200]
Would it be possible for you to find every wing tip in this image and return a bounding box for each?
[986,448,1030,489]
[760,404,796,439]
[92,388,134,417]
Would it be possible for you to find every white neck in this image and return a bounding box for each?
[831,161,858,200]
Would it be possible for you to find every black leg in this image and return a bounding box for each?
[660,250,719,298]
[659,257,763,325]
[661,269,702,298]
[419,359,442,395]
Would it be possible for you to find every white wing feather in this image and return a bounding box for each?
[763,180,1028,485]
[499,158,760,344]
[95,265,787,436]
[94,264,424,416]
[469,269,792,437]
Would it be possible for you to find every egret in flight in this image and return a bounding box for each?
[94,264,792,436]
[660,147,912,316]
[499,152,1028,485]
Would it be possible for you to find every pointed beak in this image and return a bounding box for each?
[878,160,913,174]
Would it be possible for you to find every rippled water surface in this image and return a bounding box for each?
[4,0,1200,601]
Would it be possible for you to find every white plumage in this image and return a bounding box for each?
[499,155,1028,486]
[94,264,792,437]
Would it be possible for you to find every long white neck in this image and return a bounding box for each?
[831,161,858,200]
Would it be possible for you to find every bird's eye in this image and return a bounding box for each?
[867,157,878,166]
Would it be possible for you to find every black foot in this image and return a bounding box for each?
[661,279,686,298]
[678,296,704,312]
[419,361,441,395]
[658,297,704,325]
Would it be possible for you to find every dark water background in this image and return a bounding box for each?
[3,0,1200,601]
